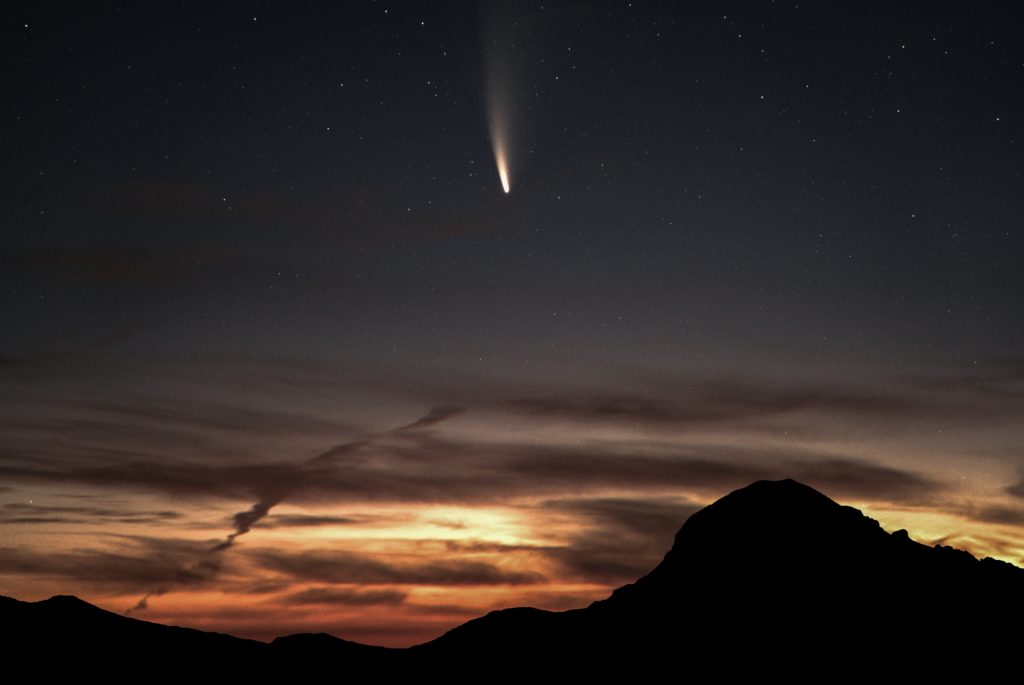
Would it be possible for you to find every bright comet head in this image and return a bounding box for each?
[489,113,512,194]
[497,152,511,194]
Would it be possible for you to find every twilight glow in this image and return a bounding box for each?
[2,1,1022,650]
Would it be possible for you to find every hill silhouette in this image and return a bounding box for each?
[3,479,1021,676]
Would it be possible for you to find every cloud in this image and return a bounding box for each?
[281,586,407,606]
[905,358,1024,400]
[205,405,466,545]
[0,538,221,592]
[42,396,351,438]
[251,548,545,586]
[441,540,557,554]
[122,405,469,608]
[786,459,940,502]
[211,498,282,552]
[395,405,465,431]
[261,514,364,528]
[403,602,486,617]
[508,447,941,503]
[969,505,1024,526]
[507,363,1024,434]
[538,497,700,584]
[0,433,942,510]
[0,502,181,526]
[546,497,701,539]
[0,459,293,501]
[510,383,930,429]
[216,579,294,595]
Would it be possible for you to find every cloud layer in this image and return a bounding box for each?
[2,358,1022,644]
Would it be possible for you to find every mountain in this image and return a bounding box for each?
[0,592,267,676]
[413,478,1024,675]
[3,479,1021,676]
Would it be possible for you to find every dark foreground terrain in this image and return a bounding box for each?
[3,479,1021,677]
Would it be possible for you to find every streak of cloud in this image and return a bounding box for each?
[210,498,284,552]
[0,502,181,526]
[509,382,950,427]
[260,514,364,528]
[127,405,464,611]
[251,548,544,586]
[1,442,941,510]
[539,497,701,584]
[281,587,407,606]
[397,405,465,431]
[0,537,220,594]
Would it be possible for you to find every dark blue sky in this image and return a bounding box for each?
[5,0,1022,374]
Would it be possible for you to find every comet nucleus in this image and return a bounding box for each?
[495,139,511,193]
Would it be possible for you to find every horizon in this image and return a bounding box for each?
[2,2,1022,647]
[7,478,1022,647]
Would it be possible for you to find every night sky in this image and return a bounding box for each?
[2,1,1023,645]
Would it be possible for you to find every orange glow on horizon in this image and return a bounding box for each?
[4,490,1022,648]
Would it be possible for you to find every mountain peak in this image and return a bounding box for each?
[722,477,834,500]
[665,478,879,555]
[691,478,843,521]
[598,479,891,608]
[600,478,1023,623]
[41,594,96,608]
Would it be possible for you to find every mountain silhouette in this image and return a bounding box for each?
[3,479,1021,676]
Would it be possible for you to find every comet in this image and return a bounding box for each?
[485,72,513,194]
[482,3,517,194]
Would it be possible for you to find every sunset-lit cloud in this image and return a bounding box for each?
[2,352,1022,645]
